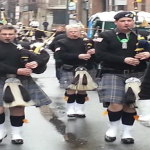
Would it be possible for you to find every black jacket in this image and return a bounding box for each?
[0,40,49,75]
[49,33,67,52]
[95,29,149,71]
[55,37,95,70]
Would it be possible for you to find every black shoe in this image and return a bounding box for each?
[0,134,7,143]
[76,114,86,118]
[67,114,76,117]
[11,139,24,144]
[105,135,116,142]
[121,138,134,144]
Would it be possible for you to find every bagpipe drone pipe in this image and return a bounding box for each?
[15,27,57,73]
[28,32,57,73]
[16,25,55,43]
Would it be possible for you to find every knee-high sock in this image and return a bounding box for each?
[64,93,76,104]
[0,113,5,124]
[122,111,136,126]
[10,115,25,127]
[76,93,87,104]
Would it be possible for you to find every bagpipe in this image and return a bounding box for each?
[15,27,56,74]
[16,25,55,42]
[30,31,56,54]
[11,37,51,74]
[28,33,55,73]
[16,26,54,34]
[127,28,150,53]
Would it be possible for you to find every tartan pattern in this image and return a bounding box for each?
[59,68,97,89]
[0,76,52,107]
[88,69,97,82]
[59,70,74,89]
[97,72,144,104]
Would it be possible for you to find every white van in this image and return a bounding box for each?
[87,11,150,38]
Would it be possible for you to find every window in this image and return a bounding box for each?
[118,5,125,10]
[141,0,145,11]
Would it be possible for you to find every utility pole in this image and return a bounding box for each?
[15,0,20,23]
[66,0,69,24]
[82,0,89,27]
[106,0,109,11]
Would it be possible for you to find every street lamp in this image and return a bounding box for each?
[0,7,7,24]
[0,7,5,11]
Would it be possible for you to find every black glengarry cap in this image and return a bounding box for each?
[114,12,134,21]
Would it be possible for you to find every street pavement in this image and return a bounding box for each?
[1,52,150,150]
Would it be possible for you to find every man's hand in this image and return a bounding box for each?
[135,52,150,60]
[25,61,38,69]
[124,57,140,66]
[87,48,95,55]
[17,68,32,76]
[78,54,91,60]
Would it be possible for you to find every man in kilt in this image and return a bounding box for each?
[95,11,150,144]
[0,25,52,144]
[49,26,67,81]
[136,63,150,127]
[55,24,96,118]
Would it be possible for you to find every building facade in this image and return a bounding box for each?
[0,0,17,24]
[77,0,150,27]
[1,0,150,29]
[18,0,67,29]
